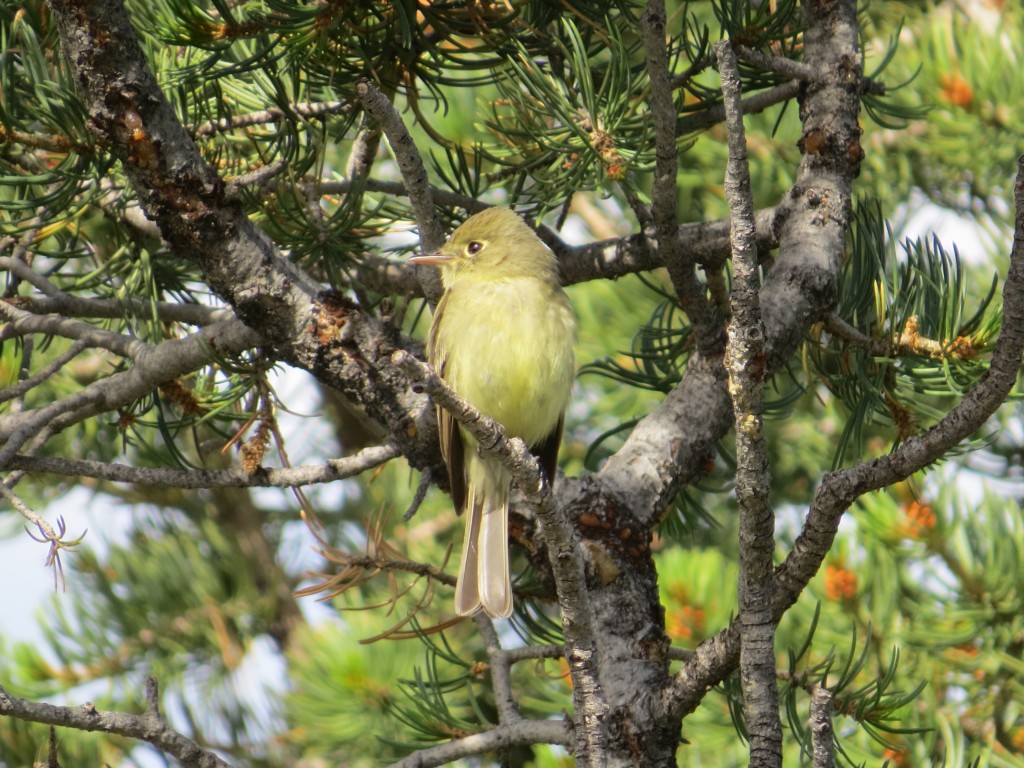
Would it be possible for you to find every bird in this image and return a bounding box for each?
[410,207,576,618]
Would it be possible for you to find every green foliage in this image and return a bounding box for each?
[2,0,1024,767]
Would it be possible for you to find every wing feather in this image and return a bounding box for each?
[428,292,467,514]
[530,413,565,487]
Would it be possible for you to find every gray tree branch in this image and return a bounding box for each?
[641,0,721,350]
[0,678,231,768]
[716,38,782,768]
[5,444,399,488]
[384,719,572,768]
[809,686,836,768]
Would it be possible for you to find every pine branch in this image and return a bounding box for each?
[0,319,259,467]
[473,615,521,724]
[0,678,231,768]
[716,38,783,768]
[384,719,572,768]
[641,0,721,353]
[5,443,399,488]
[43,0,446,480]
[190,101,350,138]
[356,80,446,254]
[663,153,1024,725]
[558,0,868,745]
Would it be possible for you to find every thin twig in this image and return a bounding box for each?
[190,101,350,138]
[677,81,801,135]
[474,615,522,724]
[316,178,485,214]
[0,481,57,538]
[0,255,234,325]
[403,468,433,521]
[6,443,400,488]
[0,340,89,406]
[225,158,287,194]
[734,44,819,82]
[383,719,572,768]
[356,80,446,254]
[0,679,232,768]
[809,686,836,768]
[641,0,721,354]
[503,644,567,663]
[716,38,782,768]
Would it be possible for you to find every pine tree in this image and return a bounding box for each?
[1,0,1023,766]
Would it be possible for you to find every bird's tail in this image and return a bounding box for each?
[454,461,511,618]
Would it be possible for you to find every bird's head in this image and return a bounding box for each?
[410,207,557,287]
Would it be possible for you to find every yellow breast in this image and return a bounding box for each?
[431,276,576,447]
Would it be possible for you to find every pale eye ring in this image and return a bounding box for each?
[466,241,484,255]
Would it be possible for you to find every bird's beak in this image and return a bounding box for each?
[409,251,454,266]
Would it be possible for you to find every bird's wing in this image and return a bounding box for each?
[530,413,565,487]
[428,292,467,514]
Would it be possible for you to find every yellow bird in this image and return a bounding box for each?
[411,207,576,618]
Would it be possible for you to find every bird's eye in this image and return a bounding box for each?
[466,241,484,255]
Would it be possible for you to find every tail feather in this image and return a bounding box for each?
[454,500,482,616]
[454,469,512,618]
[478,489,512,618]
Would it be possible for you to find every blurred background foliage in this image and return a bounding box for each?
[1,0,1023,765]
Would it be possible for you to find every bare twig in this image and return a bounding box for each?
[734,44,819,82]
[0,481,56,538]
[0,299,146,359]
[809,686,836,768]
[0,678,232,768]
[677,81,801,135]
[717,39,782,768]
[316,178,486,216]
[558,207,780,288]
[474,615,521,723]
[46,725,60,768]
[2,284,235,326]
[641,0,720,353]
[345,116,383,182]
[403,468,433,521]
[190,101,349,138]
[6,443,399,488]
[384,719,572,768]
[224,158,287,194]
[356,80,446,254]
[734,44,885,96]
